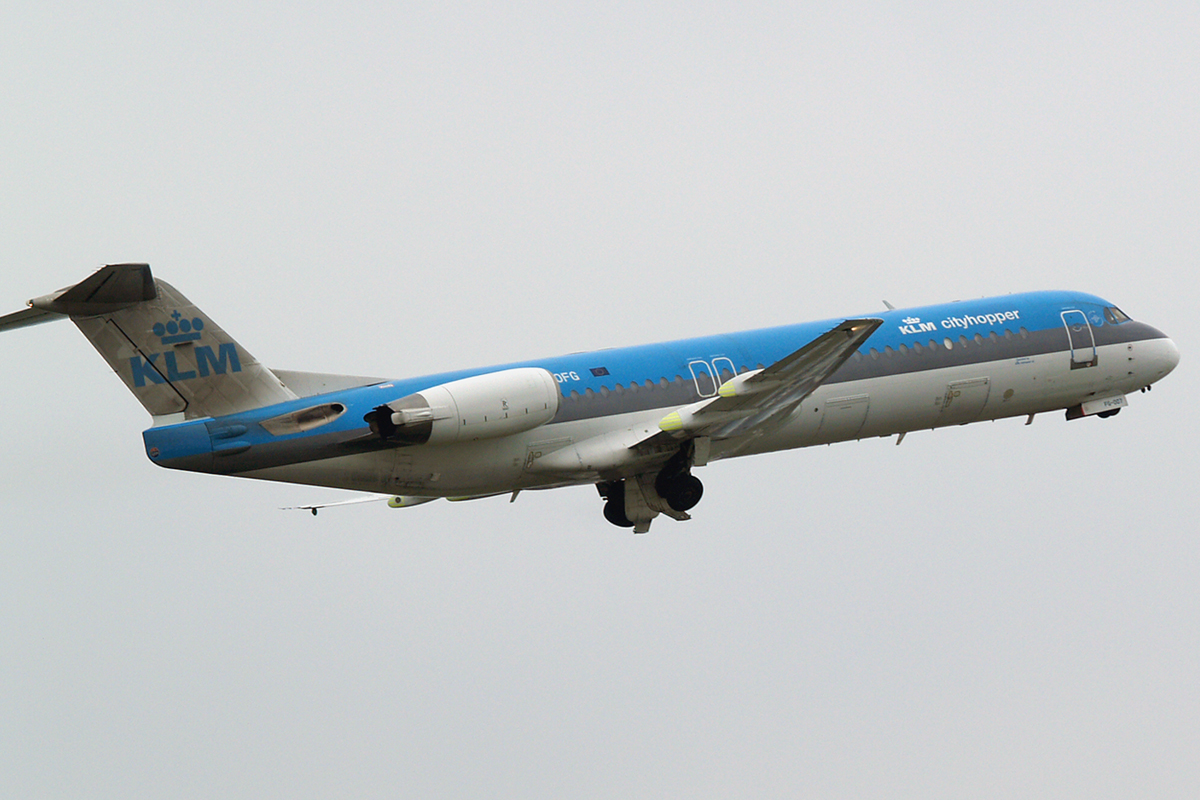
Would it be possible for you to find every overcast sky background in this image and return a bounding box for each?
[2,3,1197,798]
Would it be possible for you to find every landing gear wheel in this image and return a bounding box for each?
[659,474,704,512]
[598,480,635,528]
[604,498,635,528]
[1098,409,1121,419]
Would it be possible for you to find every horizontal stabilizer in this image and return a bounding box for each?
[1,263,156,332]
[0,305,60,332]
[31,263,157,315]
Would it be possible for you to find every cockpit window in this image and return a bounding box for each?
[1104,306,1132,324]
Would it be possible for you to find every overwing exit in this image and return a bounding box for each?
[1,264,1180,532]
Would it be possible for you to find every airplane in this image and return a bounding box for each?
[1,263,1180,532]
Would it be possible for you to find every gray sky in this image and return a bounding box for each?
[2,3,1197,798]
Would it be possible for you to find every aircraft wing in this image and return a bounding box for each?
[282,494,437,515]
[645,317,883,446]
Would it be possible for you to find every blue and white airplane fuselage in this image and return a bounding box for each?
[2,265,1179,531]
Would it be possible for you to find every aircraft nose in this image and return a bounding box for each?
[1161,336,1181,374]
[1143,332,1180,384]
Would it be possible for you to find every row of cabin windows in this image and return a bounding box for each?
[853,327,1031,361]
[568,324,1037,399]
[564,315,1119,400]
[565,365,765,400]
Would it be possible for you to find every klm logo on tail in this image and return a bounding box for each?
[131,310,242,387]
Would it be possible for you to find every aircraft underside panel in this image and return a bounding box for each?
[940,377,992,425]
[812,393,870,444]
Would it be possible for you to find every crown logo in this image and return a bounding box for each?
[154,310,204,345]
[903,316,921,325]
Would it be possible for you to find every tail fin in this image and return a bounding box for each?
[2,264,297,419]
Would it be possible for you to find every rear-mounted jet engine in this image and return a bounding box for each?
[365,367,560,446]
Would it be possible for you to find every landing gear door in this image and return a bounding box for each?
[940,377,991,424]
[1061,310,1097,369]
[813,394,870,444]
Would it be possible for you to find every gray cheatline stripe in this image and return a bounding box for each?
[548,320,1164,425]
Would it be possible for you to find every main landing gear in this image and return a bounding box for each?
[599,480,634,528]
[655,460,704,513]
[596,445,704,532]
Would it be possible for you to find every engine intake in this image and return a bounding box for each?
[366,367,560,446]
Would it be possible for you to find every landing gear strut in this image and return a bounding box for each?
[595,443,705,530]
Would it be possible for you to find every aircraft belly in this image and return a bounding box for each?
[241,450,409,494]
[241,445,523,496]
